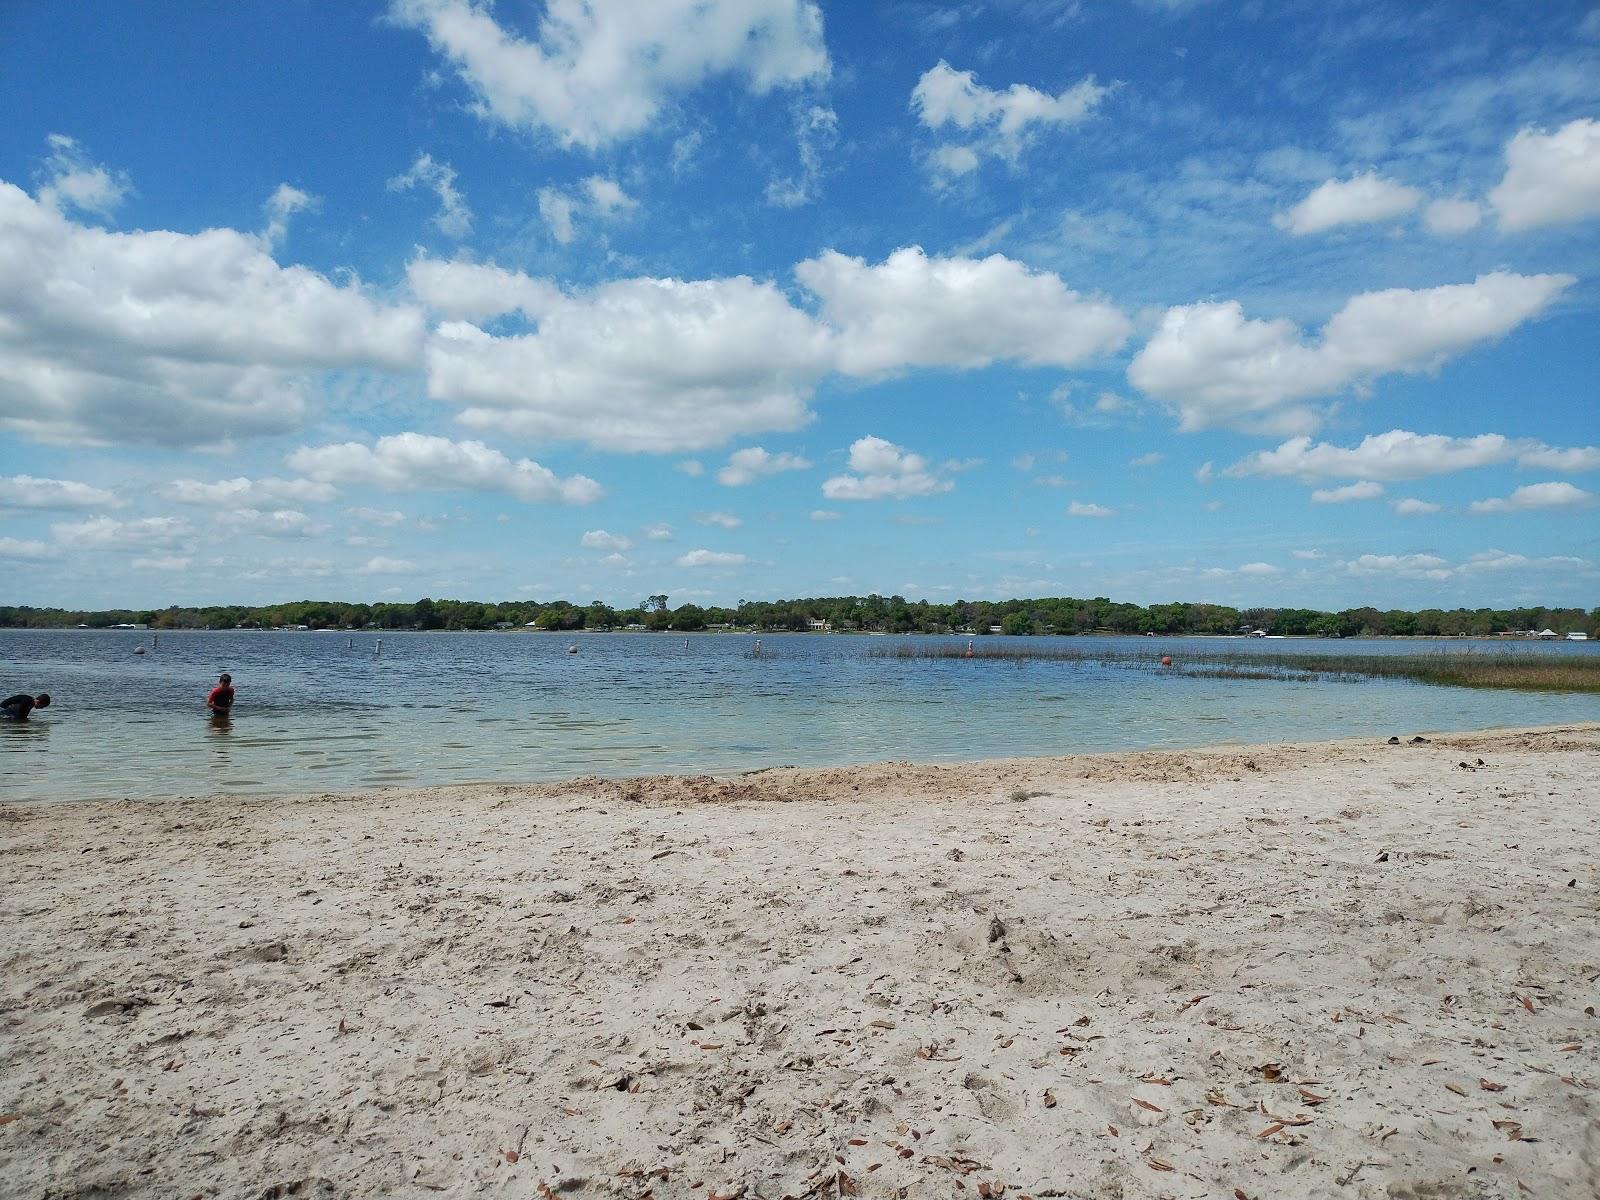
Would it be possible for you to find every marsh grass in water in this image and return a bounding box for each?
[869,643,1600,694]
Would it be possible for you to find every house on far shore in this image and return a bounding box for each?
[1536,628,1558,639]
[1566,631,1590,641]
[807,618,830,631]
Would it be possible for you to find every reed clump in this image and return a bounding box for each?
[866,642,1600,693]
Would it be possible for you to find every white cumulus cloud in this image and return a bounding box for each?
[1460,550,1588,574]
[1226,429,1600,482]
[423,274,828,453]
[214,508,321,538]
[581,529,633,551]
[537,187,577,245]
[1469,481,1596,513]
[286,432,602,505]
[411,249,1131,455]
[537,176,635,244]
[0,173,424,446]
[388,153,472,239]
[765,103,838,208]
[361,556,418,575]
[1343,553,1453,581]
[261,184,315,248]
[1423,197,1483,236]
[696,510,743,528]
[1489,118,1600,231]
[1067,500,1115,517]
[677,548,749,567]
[390,0,829,148]
[718,446,811,485]
[0,536,56,560]
[1226,430,1520,481]
[1310,480,1383,504]
[1129,273,1573,434]
[583,175,634,215]
[1392,498,1442,515]
[797,247,1129,377]
[130,554,191,572]
[52,515,192,549]
[1276,173,1422,235]
[163,476,338,506]
[239,555,335,580]
[37,134,129,217]
[406,258,563,322]
[822,435,953,501]
[931,145,980,176]
[1518,444,1600,472]
[0,474,122,510]
[911,61,1107,170]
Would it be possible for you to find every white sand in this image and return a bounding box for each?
[2,724,1597,1199]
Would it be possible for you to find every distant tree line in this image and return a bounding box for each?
[1,595,1596,638]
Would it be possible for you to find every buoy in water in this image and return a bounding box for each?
[1160,655,1172,667]
[964,639,974,659]
[567,644,578,654]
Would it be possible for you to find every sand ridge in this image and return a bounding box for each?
[1,725,1597,1198]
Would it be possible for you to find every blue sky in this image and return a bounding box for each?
[1,0,1597,612]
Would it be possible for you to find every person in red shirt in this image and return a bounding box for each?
[206,673,234,716]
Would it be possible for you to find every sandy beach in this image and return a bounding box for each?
[1,725,1597,1199]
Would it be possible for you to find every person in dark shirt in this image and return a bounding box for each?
[206,674,234,715]
[1,693,50,720]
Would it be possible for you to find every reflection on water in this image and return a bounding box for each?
[1,629,1595,803]
[1,718,50,744]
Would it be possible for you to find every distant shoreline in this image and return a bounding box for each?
[5,593,1594,642]
[5,624,1593,641]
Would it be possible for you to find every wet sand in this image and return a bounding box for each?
[1,724,1597,1199]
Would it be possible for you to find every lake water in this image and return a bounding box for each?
[1,629,1595,803]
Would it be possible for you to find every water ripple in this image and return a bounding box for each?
[2,629,1595,802]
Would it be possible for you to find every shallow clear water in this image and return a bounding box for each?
[1,629,1594,802]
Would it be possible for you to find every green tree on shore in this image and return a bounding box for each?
[2,595,1596,639]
